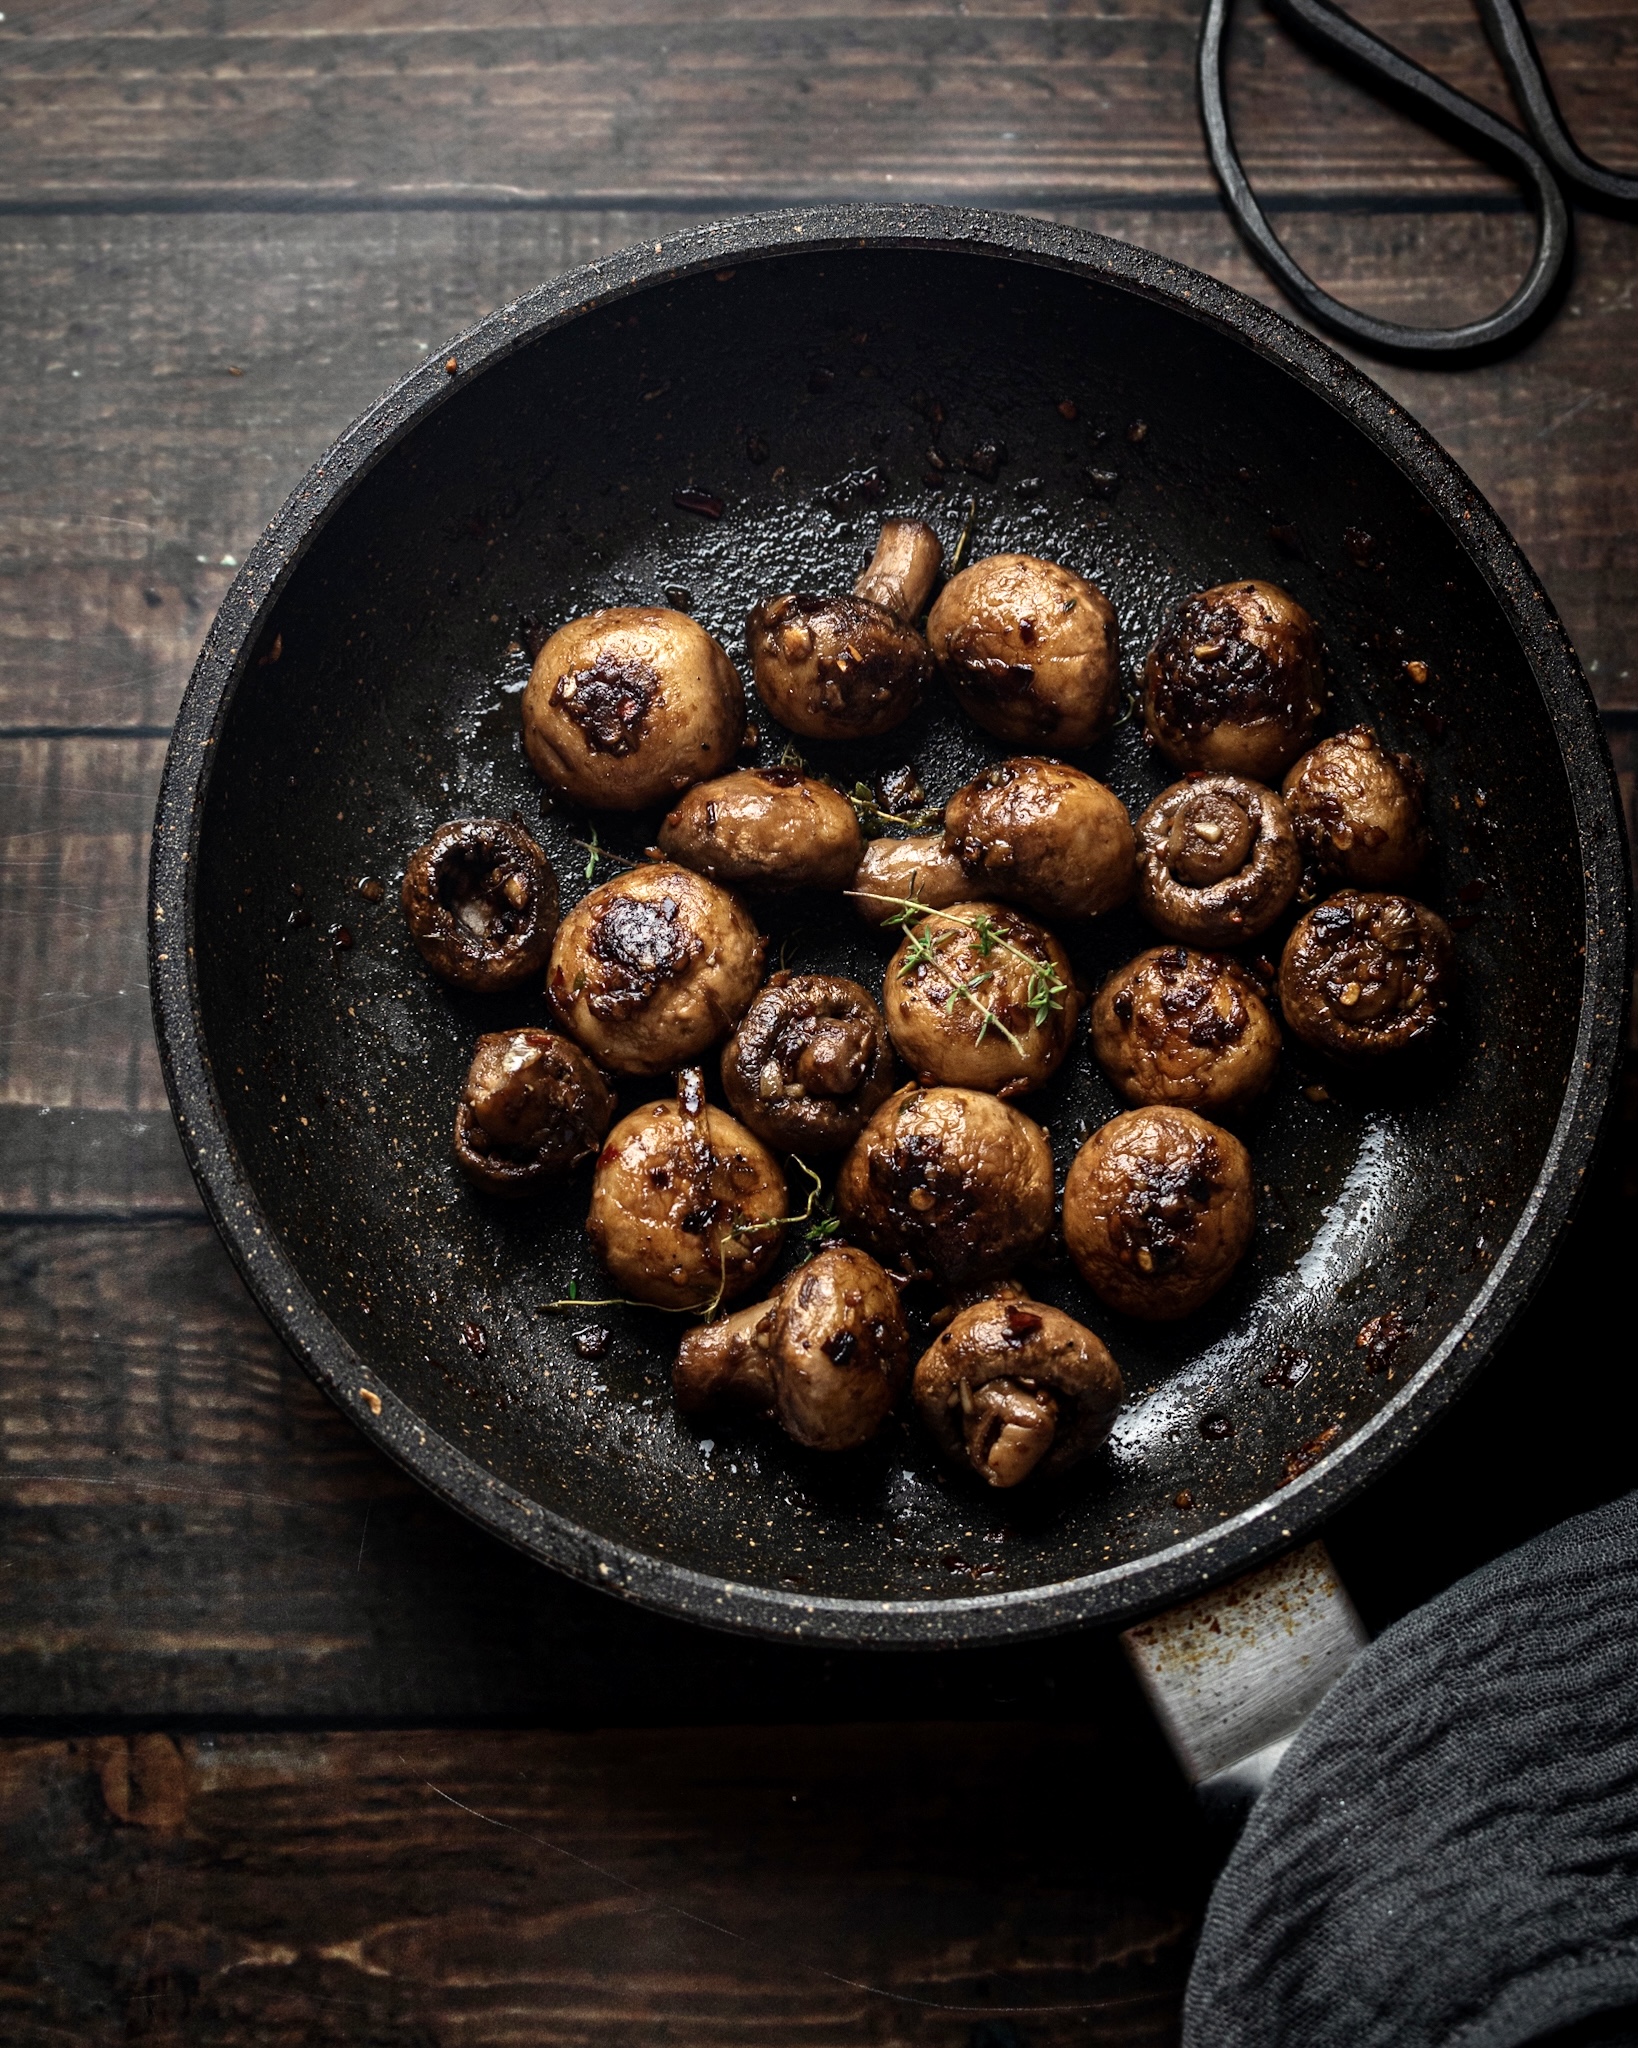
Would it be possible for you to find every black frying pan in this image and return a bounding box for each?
[150,208,1629,1647]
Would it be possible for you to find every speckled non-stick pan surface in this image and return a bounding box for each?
[151,209,1629,1646]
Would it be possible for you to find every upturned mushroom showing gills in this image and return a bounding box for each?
[453,1028,613,1196]
[1064,1106,1254,1320]
[1092,947,1281,1119]
[1282,727,1429,888]
[1143,579,1325,780]
[1134,775,1301,946]
[914,1291,1125,1489]
[401,817,560,993]
[673,1244,910,1452]
[657,766,861,893]
[942,756,1135,921]
[745,518,942,740]
[547,862,763,1076]
[586,1070,787,1310]
[882,901,1078,1098]
[1279,891,1455,1059]
[851,833,970,928]
[721,972,896,1156]
[522,606,745,810]
[926,554,1120,749]
[836,1084,1055,1288]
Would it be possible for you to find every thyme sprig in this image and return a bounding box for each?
[572,830,639,881]
[847,782,943,835]
[851,890,1071,1054]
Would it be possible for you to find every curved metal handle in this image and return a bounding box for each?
[1476,0,1638,213]
[1198,0,1572,363]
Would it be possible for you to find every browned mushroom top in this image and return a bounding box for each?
[1091,947,1281,1119]
[1134,775,1301,945]
[674,1244,909,1452]
[914,1293,1125,1488]
[400,817,560,993]
[453,1028,613,1197]
[657,766,862,892]
[851,833,970,928]
[1063,1106,1254,1320]
[927,554,1120,749]
[943,756,1136,921]
[1143,580,1325,780]
[521,606,745,811]
[1279,891,1455,1059]
[1282,727,1428,888]
[721,972,896,1156]
[836,1084,1055,1288]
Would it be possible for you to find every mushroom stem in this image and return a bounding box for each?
[673,1301,776,1418]
[853,519,943,624]
[961,1377,1060,1488]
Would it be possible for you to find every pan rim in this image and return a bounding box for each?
[149,202,1631,1647]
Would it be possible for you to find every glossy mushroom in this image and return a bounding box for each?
[1279,891,1455,1059]
[1134,775,1301,945]
[1092,947,1281,1118]
[1143,579,1326,779]
[943,755,1136,920]
[657,766,862,892]
[522,606,744,810]
[914,1291,1125,1489]
[1282,727,1429,887]
[1064,1106,1254,1320]
[547,862,763,1076]
[851,832,970,928]
[400,817,559,993]
[836,1084,1055,1288]
[926,554,1120,749]
[745,518,941,740]
[674,1244,910,1452]
[721,972,896,1156]
[453,1028,613,1196]
[883,900,1079,1097]
[586,1070,787,1310]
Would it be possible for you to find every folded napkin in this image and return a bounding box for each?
[1184,1491,1638,2048]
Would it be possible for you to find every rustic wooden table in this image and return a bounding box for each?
[2,3,1634,2041]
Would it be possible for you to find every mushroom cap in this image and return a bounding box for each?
[1091,947,1281,1118]
[547,862,764,1077]
[721,971,897,1156]
[1135,775,1301,946]
[522,606,745,810]
[400,817,559,993]
[851,833,970,928]
[587,1098,787,1310]
[836,1084,1055,1288]
[943,755,1135,920]
[1279,890,1455,1059]
[746,590,928,740]
[1282,727,1428,888]
[883,899,1080,1098]
[1064,1106,1254,1320]
[657,767,862,892]
[915,1293,1125,1488]
[1143,579,1325,779]
[768,1244,911,1450]
[927,554,1120,749]
[453,1027,613,1196]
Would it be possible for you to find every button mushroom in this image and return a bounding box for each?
[914,1291,1125,1489]
[1282,727,1429,888]
[942,755,1136,920]
[400,817,560,993]
[745,518,942,740]
[453,1028,613,1196]
[721,972,896,1156]
[882,900,1079,1098]
[926,554,1120,749]
[1064,1106,1254,1320]
[1091,946,1281,1118]
[586,1070,788,1310]
[1134,774,1301,945]
[522,606,745,810]
[836,1084,1055,1288]
[657,766,862,892]
[1143,579,1326,779]
[674,1244,910,1452]
[547,862,764,1076]
[851,832,970,929]
[1279,890,1455,1059]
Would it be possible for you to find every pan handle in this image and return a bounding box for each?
[1121,1541,1366,1819]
